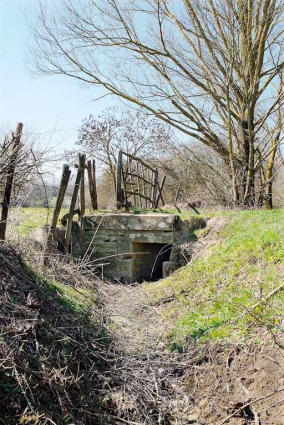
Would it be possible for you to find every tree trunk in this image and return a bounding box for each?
[264,181,273,209]
[0,123,23,243]
[264,146,277,210]
[241,117,255,206]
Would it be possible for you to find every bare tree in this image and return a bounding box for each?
[76,108,171,188]
[0,127,59,214]
[159,144,235,207]
[0,129,46,203]
[28,0,284,207]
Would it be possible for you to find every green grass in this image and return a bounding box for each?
[17,207,69,235]
[145,209,284,348]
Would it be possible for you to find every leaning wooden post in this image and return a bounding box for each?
[64,155,83,254]
[92,159,98,209]
[80,154,86,217]
[116,150,123,209]
[79,154,86,245]
[136,161,143,208]
[155,175,166,208]
[152,168,159,209]
[87,160,95,210]
[44,164,71,265]
[0,122,23,243]
[174,183,181,207]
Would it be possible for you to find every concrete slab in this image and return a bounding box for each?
[84,213,180,231]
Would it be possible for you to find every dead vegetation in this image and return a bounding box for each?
[1,218,284,425]
[0,244,112,424]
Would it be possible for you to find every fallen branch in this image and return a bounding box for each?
[217,387,284,425]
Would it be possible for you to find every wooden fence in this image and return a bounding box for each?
[44,153,98,263]
[45,150,166,262]
[116,150,166,210]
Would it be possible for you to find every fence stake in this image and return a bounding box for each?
[80,154,86,217]
[44,164,71,264]
[64,154,83,254]
[87,160,97,210]
[136,161,143,208]
[0,122,23,243]
[116,150,123,209]
[155,175,166,208]
[79,154,86,244]
[152,168,159,208]
[92,159,98,210]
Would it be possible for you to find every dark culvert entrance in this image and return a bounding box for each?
[132,242,172,283]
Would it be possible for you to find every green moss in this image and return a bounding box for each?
[146,209,284,348]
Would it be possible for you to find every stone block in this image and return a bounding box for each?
[84,213,180,232]
[127,231,175,244]
[116,258,132,282]
[162,261,180,278]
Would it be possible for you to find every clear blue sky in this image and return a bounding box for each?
[0,0,115,152]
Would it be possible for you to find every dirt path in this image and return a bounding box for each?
[98,218,284,425]
[101,217,229,353]
[101,281,172,353]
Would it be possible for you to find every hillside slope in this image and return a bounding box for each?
[2,209,284,425]
[100,209,284,424]
[0,245,111,424]
[145,209,284,349]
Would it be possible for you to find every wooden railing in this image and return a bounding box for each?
[44,153,98,263]
[116,150,166,209]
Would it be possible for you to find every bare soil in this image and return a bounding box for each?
[103,275,284,424]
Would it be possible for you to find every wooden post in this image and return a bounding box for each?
[64,155,83,254]
[44,164,71,265]
[152,168,159,209]
[145,168,150,208]
[155,175,166,208]
[174,183,181,207]
[79,154,86,244]
[92,159,98,210]
[129,158,137,207]
[0,122,23,243]
[80,154,86,217]
[136,161,143,208]
[116,150,123,209]
[87,160,97,210]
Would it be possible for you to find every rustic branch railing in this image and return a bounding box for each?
[44,153,98,258]
[116,150,165,210]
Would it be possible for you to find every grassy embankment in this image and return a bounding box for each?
[145,209,284,349]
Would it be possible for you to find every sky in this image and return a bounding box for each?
[0,0,116,156]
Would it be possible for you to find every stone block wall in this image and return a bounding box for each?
[71,213,206,283]
[71,214,179,282]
